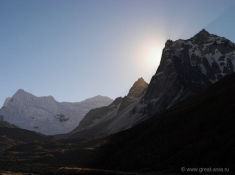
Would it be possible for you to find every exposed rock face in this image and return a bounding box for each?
[74,77,148,133]
[57,78,148,139]
[127,77,148,98]
[0,89,113,135]
[117,78,148,113]
[74,97,123,131]
[137,29,235,116]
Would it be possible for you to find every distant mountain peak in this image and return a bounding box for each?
[17,89,25,92]
[13,89,57,102]
[0,89,113,135]
[82,95,113,103]
[14,89,33,96]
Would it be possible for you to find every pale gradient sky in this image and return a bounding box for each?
[1,0,235,104]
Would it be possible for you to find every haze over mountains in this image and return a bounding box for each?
[0,89,112,135]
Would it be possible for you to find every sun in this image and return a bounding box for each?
[147,48,162,67]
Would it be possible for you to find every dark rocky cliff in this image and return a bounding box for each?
[140,29,235,116]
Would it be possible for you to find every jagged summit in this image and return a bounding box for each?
[137,77,145,82]
[165,29,211,47]
[190,29,212,43]
[127,77,148,98]
[143,29,235,116]
[193,28,210,37]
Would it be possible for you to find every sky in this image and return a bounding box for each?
[0,0,235,104]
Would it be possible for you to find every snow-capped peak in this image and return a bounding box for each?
[0,89,113,135]
[144,29,235,116]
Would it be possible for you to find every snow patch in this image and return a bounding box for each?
[213,49,222,62]
[205,53,214,65]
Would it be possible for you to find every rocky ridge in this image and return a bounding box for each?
[58,77,148,138]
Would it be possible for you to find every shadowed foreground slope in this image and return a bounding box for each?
[94,72,235,173]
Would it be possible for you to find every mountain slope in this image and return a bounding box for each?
[0,89,113,135]
[95,71,235,173]
[0,121,17,128]
[0,126,53,154]
[57,77,148,139]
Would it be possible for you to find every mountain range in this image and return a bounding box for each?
[1,58,235,174]
[0,90,113,135]
[57,29,235,139]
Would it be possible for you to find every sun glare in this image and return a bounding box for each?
[147,48,162,67]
